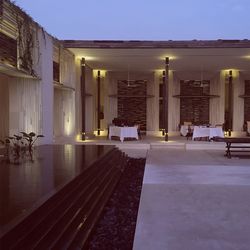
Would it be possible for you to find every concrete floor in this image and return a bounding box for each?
[133,149,250,250]
[54,135,250,249]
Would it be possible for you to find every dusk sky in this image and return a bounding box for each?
[14,0,250,40]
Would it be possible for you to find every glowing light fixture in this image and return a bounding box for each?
[93,70,106,78]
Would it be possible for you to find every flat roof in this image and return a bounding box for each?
[63,39,250,49]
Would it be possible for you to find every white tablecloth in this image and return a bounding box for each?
[180,125,194,136]
[192,126,224,140]
[109,126,138,142]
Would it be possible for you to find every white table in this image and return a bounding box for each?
[109,126,138,142]
[247,121,250,133]
[192,126,224,140]
[180,125,194,136]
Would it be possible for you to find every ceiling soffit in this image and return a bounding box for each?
[65,42,250,73]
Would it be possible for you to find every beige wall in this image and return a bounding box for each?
[0,28,53,143]
[105,72,118,127]
[169,71,180,133]
[8,77,42,136]
[232,71,244,133]
[54,89,75,137]
[60,49,76,88]
[209,72,225,126]
[53,47,76,138]
[0,74,9,138]
[40,32,54,144]
[146,72,157,132]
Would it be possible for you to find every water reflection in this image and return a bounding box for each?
[0,145,114,234]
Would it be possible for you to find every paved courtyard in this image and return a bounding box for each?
[133,149,250,250]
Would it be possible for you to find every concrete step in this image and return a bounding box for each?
[150,142,185,149]
[117,143,150,150]
[186,142,225,150]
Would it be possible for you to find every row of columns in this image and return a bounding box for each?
[80,57,236,141]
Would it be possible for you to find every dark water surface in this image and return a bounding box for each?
[0,144,113,233]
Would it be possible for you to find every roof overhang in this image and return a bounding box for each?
[63,40,250,76]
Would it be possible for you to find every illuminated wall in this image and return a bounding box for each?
[8,77,42,136]
[0,74,9,138]
[53,47,76,138]
[54,89,75,137]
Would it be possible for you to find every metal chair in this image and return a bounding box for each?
[186,125,193,140]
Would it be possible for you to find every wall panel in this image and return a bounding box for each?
[0,74,9,138]
[232,71,244,131]
[209,72,225,126]
[169,72,180,132]
[117,79,147,130]
[8,77,42,136]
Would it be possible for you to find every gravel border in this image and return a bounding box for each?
[86,158,146,250]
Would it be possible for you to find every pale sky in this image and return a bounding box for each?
[14,0,250,40]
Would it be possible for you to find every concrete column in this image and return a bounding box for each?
[209,71,225,126]
[232,71,244,135]
[168,71,180,133]
[40,32,53,144]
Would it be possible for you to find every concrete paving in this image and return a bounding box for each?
[133,149,250,250]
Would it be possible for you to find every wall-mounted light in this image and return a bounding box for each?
[93,70,106,78]
[160,128,165,136]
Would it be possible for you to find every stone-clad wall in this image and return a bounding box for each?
[180,81,210,125]
[180,98,209,124]
[244,80,250,122]
[117,80,147,131]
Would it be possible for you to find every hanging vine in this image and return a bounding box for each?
[16,17,35,75]
[6,0,39,76]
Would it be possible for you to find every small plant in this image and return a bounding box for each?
[7,134,24,159]
[0,138,11,163]
[0,132,44,163]
[20,132,44,154]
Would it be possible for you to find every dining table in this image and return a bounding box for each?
[180,125,194,136]
[247,121,250,134]
[109,126,139,142]
[192,126,224,140]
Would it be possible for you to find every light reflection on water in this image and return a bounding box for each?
[0,145,114,232]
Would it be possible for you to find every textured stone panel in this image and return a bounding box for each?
[180,81,210,125]
[117,80,147,131]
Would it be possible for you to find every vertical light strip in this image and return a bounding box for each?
[228,70,233,136]
[81,58,86,140]
[97,70,101,135]
[163,57,169,141]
